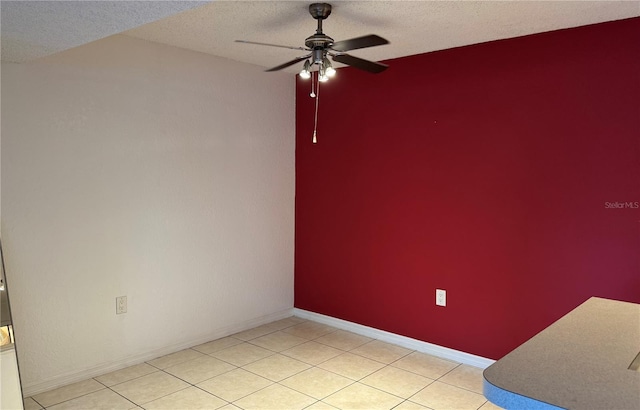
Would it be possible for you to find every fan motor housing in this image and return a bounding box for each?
[305,33,334,50]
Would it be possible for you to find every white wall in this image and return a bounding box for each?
[1,347,24,409]
[1,35,295,395]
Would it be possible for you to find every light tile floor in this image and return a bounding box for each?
[24,317,505,410]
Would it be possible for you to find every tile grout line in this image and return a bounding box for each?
[190,384,231,407]
[433,363,488,396]
[35,384,108,410]
[104,384,141,410]
[28,396,46,410]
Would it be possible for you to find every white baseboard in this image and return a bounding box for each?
[293,308,495,369]
[22,308,294,397]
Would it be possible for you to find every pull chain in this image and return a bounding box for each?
[312,71,320,144]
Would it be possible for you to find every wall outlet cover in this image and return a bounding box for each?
[116,296,127,314]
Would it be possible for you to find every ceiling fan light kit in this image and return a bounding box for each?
[237,3,390,143]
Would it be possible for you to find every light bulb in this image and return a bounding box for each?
[299,60,311,79]
[318,66,328,82]
[325,66,336,77]
[322,57,336,78]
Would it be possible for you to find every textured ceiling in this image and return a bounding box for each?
[2,1,639,73]
[0,1,208,63]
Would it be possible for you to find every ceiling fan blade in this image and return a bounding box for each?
[265,54,312,72]
[235,40,307,51]
[330,34,389,52]
[332,54,388,74]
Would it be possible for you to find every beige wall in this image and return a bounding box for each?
[1,35,295,395]
[1,347,23,409]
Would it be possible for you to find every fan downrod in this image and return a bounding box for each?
[305,3,334,51]
[309,3,332,20]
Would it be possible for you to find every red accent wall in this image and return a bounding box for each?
[294,18,640,360]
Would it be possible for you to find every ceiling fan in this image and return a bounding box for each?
[236,3,390,78]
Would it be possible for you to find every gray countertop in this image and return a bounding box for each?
[484,297,640,409]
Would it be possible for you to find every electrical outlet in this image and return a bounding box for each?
[116,296,127,314]
[436,289,446,307]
